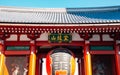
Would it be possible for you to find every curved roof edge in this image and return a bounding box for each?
[0,5,120,24]
[0,5,120,12]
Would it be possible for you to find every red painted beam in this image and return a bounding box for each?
[90,51,115,54]
[5,51,30,55]
[90,41,114,45]
[36,41,84,46]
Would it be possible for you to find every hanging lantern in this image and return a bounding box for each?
[46,48,76,75]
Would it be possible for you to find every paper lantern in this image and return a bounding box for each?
[46,48,76,75]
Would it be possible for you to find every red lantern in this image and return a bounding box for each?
[46,48,76,75]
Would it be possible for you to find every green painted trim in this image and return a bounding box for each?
[90,45,114,50]
[6,46,30,50]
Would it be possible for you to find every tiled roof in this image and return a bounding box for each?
[0,6,120,24]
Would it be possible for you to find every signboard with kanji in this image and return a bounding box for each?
[48,33,72,43]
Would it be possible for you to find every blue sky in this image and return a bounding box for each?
[0,0,120,8]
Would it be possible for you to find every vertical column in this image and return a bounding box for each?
[115,40,120,75]
[81,57,85,75]
[28,40,36,75]
[39,58,43,75]
[0,40,5,75]
[84,40,92,75]
[36,57,39,75]
[36,56,43,75]
[77,58,82,75]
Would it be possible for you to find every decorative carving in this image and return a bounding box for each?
[27,34,40,40]
[110,33,120,40]
[79,33,92,40]
[0,33,10,40]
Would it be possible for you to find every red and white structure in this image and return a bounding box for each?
[0,6,120,75]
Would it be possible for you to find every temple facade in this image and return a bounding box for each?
[0,6,120,75]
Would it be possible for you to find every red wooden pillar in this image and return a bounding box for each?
[28,34,39,75]
[84,41,92,75]
[39,58,43,75]
[36,56,39,75]
[0,34,10,75]
[0,40,9,75]
[115,40,120,75]
[81,57,85,75]
[78,58,82,75]
[0,40,4,75]
[28,40,36,75]
[36,55,43,75]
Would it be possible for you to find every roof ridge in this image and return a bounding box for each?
[0,5,120,12]
[0,6,67,13]
[1,5,120,8]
